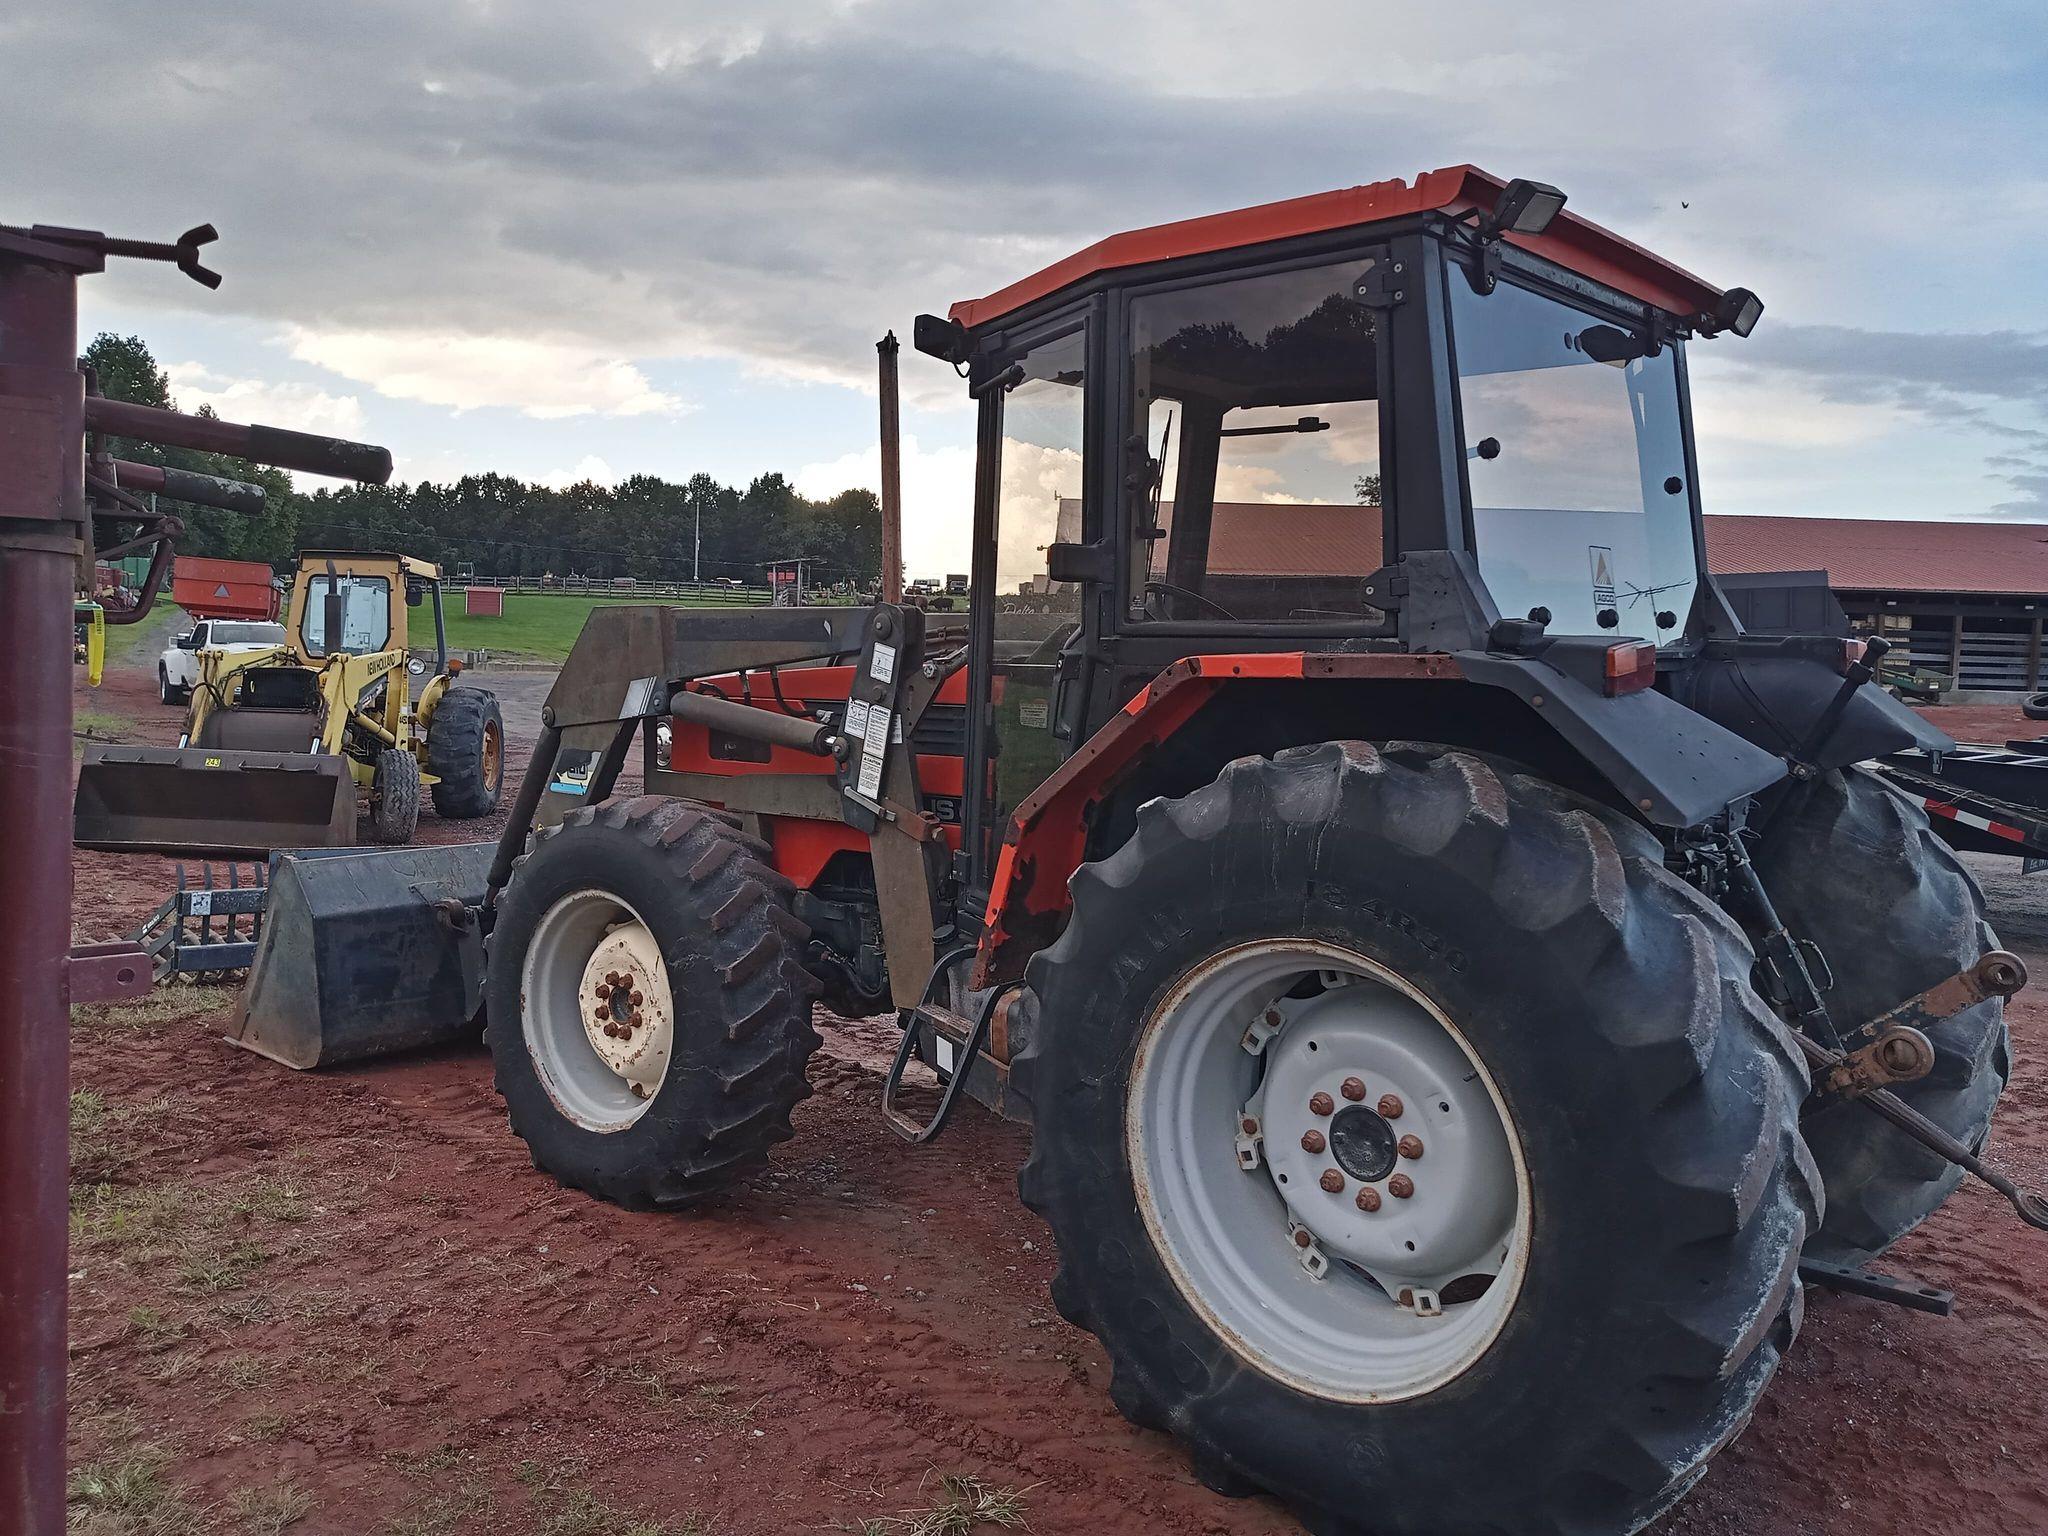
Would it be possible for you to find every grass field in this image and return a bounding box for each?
[440,591,759,662]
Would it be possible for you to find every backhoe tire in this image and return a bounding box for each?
[367,748,420,844]
[485,795,821,1210]
[426,686,505,819]
[1017,741,1817,1536]
[1754,766,2010,1264]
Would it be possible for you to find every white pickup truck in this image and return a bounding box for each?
[157,618,289,705]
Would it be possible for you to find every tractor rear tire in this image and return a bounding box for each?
[367,749,420,844]
[426,686,505,819]
[485,795,821,1209]
[1753,767,2010,1264]
[1018,742,1817,1536]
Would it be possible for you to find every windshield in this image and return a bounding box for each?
[1450,277,1697,641]
[299,575,392,656]
[208,622,285,647]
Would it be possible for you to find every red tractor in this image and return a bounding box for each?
[239,166,2038,1534]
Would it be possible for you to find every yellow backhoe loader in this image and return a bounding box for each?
[75,550,504,854]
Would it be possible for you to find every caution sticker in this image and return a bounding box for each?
[1589,546,1617,611]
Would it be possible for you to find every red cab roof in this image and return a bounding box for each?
[949,165,1727,331]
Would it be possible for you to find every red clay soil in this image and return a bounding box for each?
[62,678,2048,1535]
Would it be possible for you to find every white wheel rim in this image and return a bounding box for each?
[521,889,676,1132]
[1128,939,1531,1403]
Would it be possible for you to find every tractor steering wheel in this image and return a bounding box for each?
[1144,579,1238,622]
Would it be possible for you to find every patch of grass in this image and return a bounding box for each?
[533,1488,705,1536]
[441,591,750,663]
[231,1478,312,1534]
[127,1306,190,1348]
[68,1445,209,1535]
[226,1178,309,1225]
[242,1409,291,1444]
[177,1238,270,1295]
[75,706,132,742]
[849,1475,1032,1536]
[386,1480,493,1536]
[71,983,237,1034]
[216,1353,275,1392]
[582,1361,755,1429]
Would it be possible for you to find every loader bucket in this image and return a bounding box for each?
[229,842,494,1069]
[74,746,358,856]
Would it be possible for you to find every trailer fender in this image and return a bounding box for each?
[973,648,1787,988]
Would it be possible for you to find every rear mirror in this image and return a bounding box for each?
[1046,542,1114,586]
[405,580,426,608]
[175,633,198,650]
[1576,324,1654,366]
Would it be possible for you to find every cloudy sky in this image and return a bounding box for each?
[6,1,2045,574]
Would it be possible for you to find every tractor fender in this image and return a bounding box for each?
[972,648,1787,987]
[1672,641,1953,768]
[1456,647,1786,824]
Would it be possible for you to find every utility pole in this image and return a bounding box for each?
[693,489,701,583]
[877,332,902,603]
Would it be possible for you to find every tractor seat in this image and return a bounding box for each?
[194,706,327,754]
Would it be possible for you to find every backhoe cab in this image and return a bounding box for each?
[75,550,505,854]
[236,167,2029,1536]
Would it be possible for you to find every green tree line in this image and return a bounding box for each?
[85,334,883,589]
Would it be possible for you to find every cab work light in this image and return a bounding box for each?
[1604,641,1658,696]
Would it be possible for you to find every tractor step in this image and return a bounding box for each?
[880,947,1015,1145]
[1797,1257,1954,1317]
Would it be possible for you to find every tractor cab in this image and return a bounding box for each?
[908,166,1941,890]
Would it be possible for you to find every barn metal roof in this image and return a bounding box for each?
[1706,516,2048,598]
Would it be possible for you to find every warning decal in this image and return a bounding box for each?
[1589,546,1617,611]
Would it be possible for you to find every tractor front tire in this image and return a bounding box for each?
[1754,767,2010,1264]
[367,748,421,844]
[485,795,821,1209]
[1018,742,1817,1536]
[426,686,505,819]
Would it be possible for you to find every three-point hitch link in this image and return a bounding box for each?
[1805,951,2048,1233]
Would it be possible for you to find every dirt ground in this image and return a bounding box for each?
[62,670,2048,1536]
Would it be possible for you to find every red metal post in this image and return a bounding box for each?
[0,244,89,1536]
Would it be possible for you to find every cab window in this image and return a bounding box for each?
[300,574,392,656]
[1126,257,1385,625]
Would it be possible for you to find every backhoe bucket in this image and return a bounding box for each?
[74,746,357,856]
[229,842,493,1069]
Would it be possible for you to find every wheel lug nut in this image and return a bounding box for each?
[1388,1173,1415,1199]
[630,990,644,1006]
[1355,1186,1382,1213]
[1377,1093,1404,1119]
[1309,1092,1334,1117]
[1398,1134,1424,1160]
[1319,1169,1345,1194]
[606,971,621,986]
[1264,1008,1283,1028]
[1340,1077,1366,1102]
[1240,1117,1260,1135]
[603,1023,621,1038]
[1292,1228,1312,1249]
[1300,1130,1326,1154]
